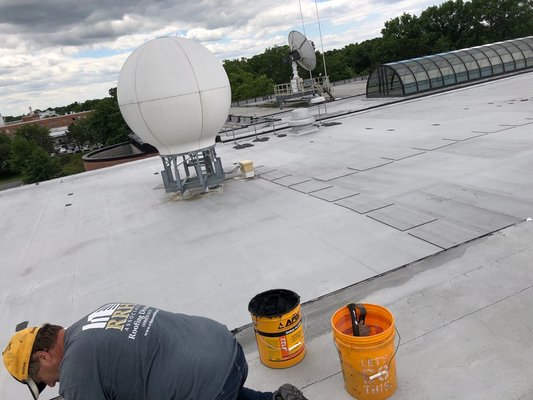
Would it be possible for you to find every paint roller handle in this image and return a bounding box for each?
[347,303,367,336]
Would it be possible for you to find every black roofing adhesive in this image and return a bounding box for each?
[248,289,300,317]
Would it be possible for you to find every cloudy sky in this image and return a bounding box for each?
[0,0,446,117]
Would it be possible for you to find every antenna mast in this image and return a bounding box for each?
[297,0,313,79]
[298,0,306,36]
[314,0,328,78]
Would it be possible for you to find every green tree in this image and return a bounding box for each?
[229,70,275,101]
[9,137,61,183]
[67,117,94,148]
[247,46,293,84]
[9,136,38,173]
[319,49,354,81]
[23,147,61,183]
[223,58,252,76]
[59,88,131,147]
[418,1,464,51]
[57,153,85,176]
[14,124,54,153]
[0,134,13,176]
[344,38,384,75]
[380,13,433,62]
[224,59,277,101]
[473,0,533,43]
[90,98,129,145]
[79,88,130,146]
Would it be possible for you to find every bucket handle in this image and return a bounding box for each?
[332,326,402,381]
[368,326,402,381]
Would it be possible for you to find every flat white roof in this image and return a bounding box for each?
[1,72,533,399]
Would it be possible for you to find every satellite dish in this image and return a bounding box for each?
[288,31,316,71]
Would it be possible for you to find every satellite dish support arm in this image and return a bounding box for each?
[291,62,303,94]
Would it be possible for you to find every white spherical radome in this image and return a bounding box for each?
[117,37,231,156]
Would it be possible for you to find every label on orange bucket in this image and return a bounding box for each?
[253,310,306,368]
[257,320,304,361]
[249,290,306,368]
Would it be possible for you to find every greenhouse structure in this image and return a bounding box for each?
[366,36,533,97]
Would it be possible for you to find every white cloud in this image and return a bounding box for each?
[186,28,228,42]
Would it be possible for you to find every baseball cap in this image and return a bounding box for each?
[2,326,46,399]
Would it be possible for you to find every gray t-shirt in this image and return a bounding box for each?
[59,303,238,400]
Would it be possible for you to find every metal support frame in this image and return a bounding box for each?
[274,75,332,107]
[160,145,224,194]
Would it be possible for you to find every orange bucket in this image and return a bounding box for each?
[248,289,306,368]
[331,303,397,400]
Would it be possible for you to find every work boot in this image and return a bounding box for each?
[273,384,309,400]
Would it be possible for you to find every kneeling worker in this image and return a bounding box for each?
[3,302,309,400]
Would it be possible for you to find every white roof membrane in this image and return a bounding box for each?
[1,72,533,399]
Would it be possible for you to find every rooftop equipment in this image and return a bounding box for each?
[117,37,230,194]
[274,31,331,106]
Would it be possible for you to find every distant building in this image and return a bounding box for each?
[0,110,93,137]
[38,110,59,119]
